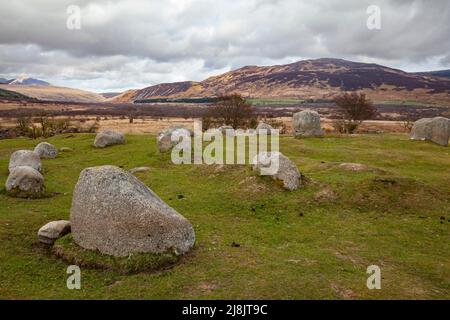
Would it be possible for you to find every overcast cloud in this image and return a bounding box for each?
[0,0,449,92]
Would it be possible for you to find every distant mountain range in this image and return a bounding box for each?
[111,58,450,105]
[0,77,50,86]
[0,78,11,84]
[2,59,450,104]
[0,76,105,103]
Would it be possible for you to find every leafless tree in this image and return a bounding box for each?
[206,94,254,129]
[333,92,376,133]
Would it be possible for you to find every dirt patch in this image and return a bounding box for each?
[333,250,365,266]
[331,282,358,299]
[314,187,338,202]
[338,163,370,172]
[238,176,269,193]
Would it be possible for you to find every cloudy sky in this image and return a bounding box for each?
[0,0,449,92]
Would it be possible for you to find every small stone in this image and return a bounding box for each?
[38,220,71,245]
[129,166,151,174]
[94,130,125,148]
[157,126,192,153]
[256,123,275,135]
[34,142,58,159]
[218,126,235,136]
[338,163,368,172]
[252,151,301,191]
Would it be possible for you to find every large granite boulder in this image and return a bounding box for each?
[93,130,125,148]
[252,152,301,191]
[157,126,192,153]
[5,166,45,198]
[70,165,195,257]
[8,150,41,172]
[38,220,71,245]
[410,117,450,146]
[34,142,58,158]
[293,110,324,137]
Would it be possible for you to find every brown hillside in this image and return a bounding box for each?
[111,58,450,104]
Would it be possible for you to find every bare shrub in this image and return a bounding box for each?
[87,121,100,133]
[206,94,254,129]
[15,116,32,136]
[33,112,53,137]
[265,118,287,134]
[333,92,376,133]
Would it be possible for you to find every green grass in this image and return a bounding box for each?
[0,133,449,299]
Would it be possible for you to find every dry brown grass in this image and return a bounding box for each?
[0,114,408,134]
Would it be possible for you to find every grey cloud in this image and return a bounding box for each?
[0,0,449,91]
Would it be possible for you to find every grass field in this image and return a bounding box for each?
[0,133,449,299]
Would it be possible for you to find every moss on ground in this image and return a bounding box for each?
[52,235,181,275]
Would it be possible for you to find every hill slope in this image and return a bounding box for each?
[416,70,450,80]
[0,84,105,103]
[112,58,450,104]
[0,88,35,101]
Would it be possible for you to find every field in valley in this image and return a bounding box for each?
[0,133,449,299]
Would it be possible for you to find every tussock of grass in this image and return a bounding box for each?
[337,175,448,214]
[52,235,181,275]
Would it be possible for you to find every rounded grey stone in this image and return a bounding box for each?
[256,122,275,135]
[410,117,450,146]
[252,152,301,191]
[34,142,58,158]
[5,166,45,198]
[38,220,71,245]
[94,130,125,148]
[157,126,192,153]
[8,150,41,172]
[293,110,324,137]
